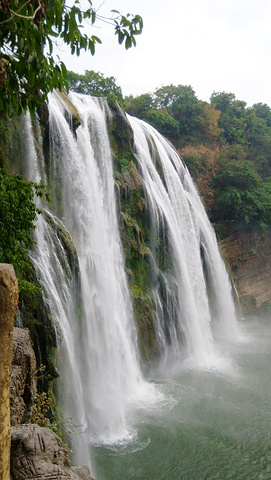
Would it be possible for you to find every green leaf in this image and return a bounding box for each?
[125,36,132,49]
[60,61,67,76]
[0,1,143,116]
[88,39,95,55]
[92,35,102,44]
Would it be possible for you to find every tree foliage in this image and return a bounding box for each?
[252,103,271,128]
[0,0,143,115]
[0,168,49,281]
[125,93,154,118]
[211,161,271,228]
[145,109,179,140]
[66,69,123,100]
[125,85,222,145]
[210,92,247,144]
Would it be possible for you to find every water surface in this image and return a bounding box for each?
[91,316,271,480]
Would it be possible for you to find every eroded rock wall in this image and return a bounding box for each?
[10,424,96,480]
[9,327,96,480]
[219,231,271,314]
[10,328,37,426]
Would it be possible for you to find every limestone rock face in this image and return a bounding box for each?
[0,264,19,480]
[55,89,81,132]
[10,327,37,426]
[10,424,96,480]
[219,231,271,313]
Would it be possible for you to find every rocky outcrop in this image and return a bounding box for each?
[0,264,19,480]
[9,329,97,480]
[10,424,96,480]
[10,328,37,426]
[219,231,271,313]
[56,89,81,133]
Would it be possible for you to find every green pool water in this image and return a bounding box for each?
[91,316,271,480]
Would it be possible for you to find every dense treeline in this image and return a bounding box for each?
[67,70,271,236]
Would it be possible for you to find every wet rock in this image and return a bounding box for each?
[55,89,81,133]
[10,424,96,480]
[10,328,37,426]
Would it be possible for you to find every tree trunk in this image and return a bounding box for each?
[0,264,18,480]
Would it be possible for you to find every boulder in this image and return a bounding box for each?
[10,424,96,480]
[10,328,37,425]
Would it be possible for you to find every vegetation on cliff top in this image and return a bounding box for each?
[124,87,271,235]
[66,70,123,101]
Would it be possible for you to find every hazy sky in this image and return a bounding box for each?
[59,0,271,106]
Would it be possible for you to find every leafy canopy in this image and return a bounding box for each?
[125,93,154,118]
[0,0,143,115]
[66,70,123,100]
[145,109,180,140]
[0,168,49,282]
[125,85,222,144]
[211,161,271,228]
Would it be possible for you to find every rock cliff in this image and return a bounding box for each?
[10,327,96,480]
[219,230,271,314]
[10,328,37,426]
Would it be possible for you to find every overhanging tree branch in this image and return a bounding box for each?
[0,0,42,25]
[0,0,143,116]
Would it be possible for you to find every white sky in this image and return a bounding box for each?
[58,0,271,107]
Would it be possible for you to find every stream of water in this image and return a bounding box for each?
[91,315,271,480]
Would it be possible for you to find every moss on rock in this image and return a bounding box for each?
[107,102,159,363]
[44,211,79,281]
[133,293,158,364]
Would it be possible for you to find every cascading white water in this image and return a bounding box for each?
[50,92,147,447]
[127,116,239,368]
[21,93,240,470]
[25,92,157,467]
[21,112,91,463]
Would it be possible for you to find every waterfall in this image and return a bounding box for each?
[127,116,238,368]
[20,92,238,468]
[27,92,155,466]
